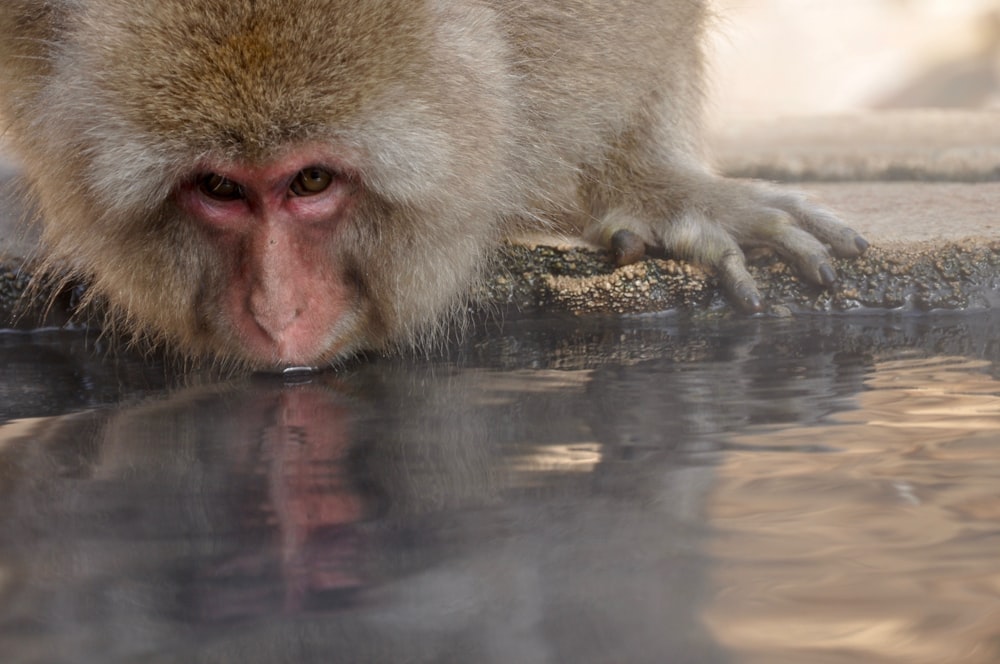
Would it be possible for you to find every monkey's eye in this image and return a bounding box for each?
[289,167,334,197]
[198,173,245,201]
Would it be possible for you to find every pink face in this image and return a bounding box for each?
[176,149,360,369]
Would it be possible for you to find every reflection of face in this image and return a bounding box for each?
[264,387,367,607]
[197,384,371,619]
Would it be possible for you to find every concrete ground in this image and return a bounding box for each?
[2,110,1000,326]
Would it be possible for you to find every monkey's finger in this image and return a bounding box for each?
[777,196,870,258]
[769,221,841,288]
[663,212,764,312]
[716,250,764,313]
[610,229,648,266]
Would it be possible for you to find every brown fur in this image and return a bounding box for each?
[0,0,866,371]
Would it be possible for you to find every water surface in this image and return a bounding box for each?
[2,312,1000,663]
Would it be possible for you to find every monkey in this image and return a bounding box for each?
[0,0,868,372]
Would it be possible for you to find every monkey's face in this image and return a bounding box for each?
[22,0,519,370]
[175,150,364,367]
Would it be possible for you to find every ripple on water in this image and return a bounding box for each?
[706,354,1000,664]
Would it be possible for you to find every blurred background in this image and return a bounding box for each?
[709,0,1000,122]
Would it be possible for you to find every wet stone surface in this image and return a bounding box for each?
[751,241,1000,313]
[483,240,1000,315]
[483,244,717,314]
[5,238,1000,331]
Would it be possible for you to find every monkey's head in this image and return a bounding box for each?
[13,0,521,370]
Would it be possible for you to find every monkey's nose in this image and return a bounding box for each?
[249,290,302,341]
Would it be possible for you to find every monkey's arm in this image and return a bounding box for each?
[504,0,868,312]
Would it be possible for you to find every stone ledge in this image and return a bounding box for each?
[6,238,998,330]
[482,239,1000,316]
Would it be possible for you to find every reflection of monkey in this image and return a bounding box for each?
[0,367,727,661]
[0,1,867,370]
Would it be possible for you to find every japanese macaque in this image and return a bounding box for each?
[0,0,867,371]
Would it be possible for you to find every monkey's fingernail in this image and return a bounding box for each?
[743,291,764,313]
[727,283,763,314]
[819,264,837,287]
[610,229,647,266]
[855,236,870,253]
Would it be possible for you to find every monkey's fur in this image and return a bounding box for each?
[0,0,867,371]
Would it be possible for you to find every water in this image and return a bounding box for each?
[2,312,1000,663]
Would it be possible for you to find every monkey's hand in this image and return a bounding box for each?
[592,178,869,312]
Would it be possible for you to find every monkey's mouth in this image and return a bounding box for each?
[281,365,320,378]
[242,365,320,381]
